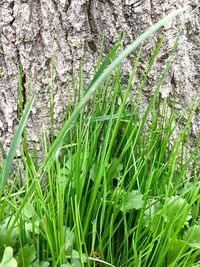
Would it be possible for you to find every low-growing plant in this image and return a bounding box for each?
[0,8,200,267]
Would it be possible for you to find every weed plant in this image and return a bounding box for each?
[0,9,200,267]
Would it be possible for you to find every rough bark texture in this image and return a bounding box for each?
[0,0,199,159]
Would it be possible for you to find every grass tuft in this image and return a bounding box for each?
[0,8,200,267]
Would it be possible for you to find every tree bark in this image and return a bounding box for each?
[0,0,199,158]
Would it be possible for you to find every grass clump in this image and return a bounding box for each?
[0,9,200,267]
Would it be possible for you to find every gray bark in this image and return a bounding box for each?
[0,0,199,159]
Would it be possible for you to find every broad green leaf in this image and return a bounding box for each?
[32,260,50,267]
[145,196,191,235]
[0,228,18,259]
[144,199,162,221]
[0,92,36,190]
[164,196,190,232]
[65,250,86,264]
[19,246,36,267]
[167,239,188,264]
[0,247,17,267]
[184,225,200,249]
[120,190,144,212]
[165,196,190,218]
[65,228,74,253]
[23,202,35,219]
[24,221,39,234]
[72,250,86,262]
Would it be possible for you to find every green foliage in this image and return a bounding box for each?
[120,190,144,212]
[184,225,200,249]
[0,247,17,267]
[0,8,199,267]
[0,92,36,190]
[18,246,36,267]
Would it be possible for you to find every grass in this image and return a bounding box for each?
[0,8,200,267]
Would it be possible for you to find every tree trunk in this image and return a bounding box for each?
[0,0,199,158]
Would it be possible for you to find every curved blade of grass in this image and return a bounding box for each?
[90,112,132,123]
[85,41,121,93]
[0,91,36,190]
[40,9,183,173]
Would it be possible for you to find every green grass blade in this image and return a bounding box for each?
[0,91,36,190]
[85,41,121,93]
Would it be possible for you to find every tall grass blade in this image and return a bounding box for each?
[85,41,121,93]
[0,92,36,190]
